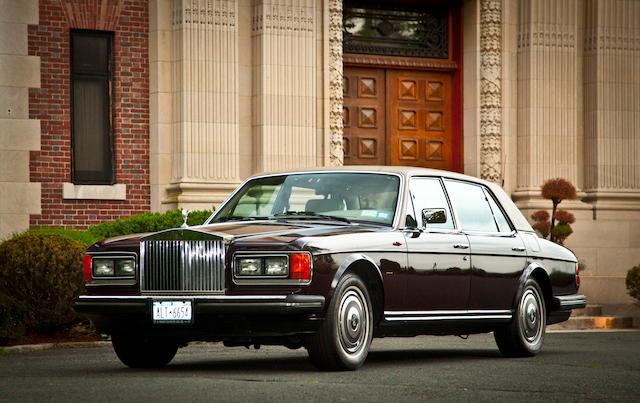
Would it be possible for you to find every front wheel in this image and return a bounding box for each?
[494,278,546,357]
[112,335,179,368]
[306,273,373,371]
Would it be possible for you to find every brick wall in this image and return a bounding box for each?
[28,0,150,228]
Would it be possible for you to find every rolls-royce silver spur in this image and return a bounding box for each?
[75,166,586,370]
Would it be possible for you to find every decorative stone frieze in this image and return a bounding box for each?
[479,0,502,184]
[328,0,343,167]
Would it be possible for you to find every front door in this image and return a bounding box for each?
[343,67,457,170]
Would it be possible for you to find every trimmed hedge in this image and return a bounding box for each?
[0,233,86,335]
[87,209,213,241]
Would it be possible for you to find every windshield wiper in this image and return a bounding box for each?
[274,211,351,224]
[216,215,271,222]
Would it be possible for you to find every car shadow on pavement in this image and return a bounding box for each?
[93,347,506,374]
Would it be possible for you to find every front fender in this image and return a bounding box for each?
[331,254,383,290]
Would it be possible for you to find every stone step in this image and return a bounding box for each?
[549,315,634,331]
[571,305,603,317]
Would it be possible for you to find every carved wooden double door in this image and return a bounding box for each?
[343,67,455,170]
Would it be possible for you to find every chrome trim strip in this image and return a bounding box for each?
[385,310,512,316]
[78,295,289,301]
[385,315,512,322]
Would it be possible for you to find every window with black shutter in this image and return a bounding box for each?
[71,30,114,184]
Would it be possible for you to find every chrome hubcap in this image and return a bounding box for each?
[520,288,543,344]
[338,287,369,354]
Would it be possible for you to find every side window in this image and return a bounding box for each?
[444,180,498,232]
[485,190,512,233]
[409,177,454,230]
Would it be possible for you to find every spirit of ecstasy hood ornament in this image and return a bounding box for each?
[181,209,191,228]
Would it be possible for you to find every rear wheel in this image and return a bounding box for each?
[112,335,179,368]
[306,273,373,371]
[494,278,546,357]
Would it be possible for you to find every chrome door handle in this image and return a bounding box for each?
[453,244,469,249]
[512,247,526,252]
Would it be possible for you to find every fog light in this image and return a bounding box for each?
[238,258,262,276]
[265,256,288,276]
[116,259,135,276]
[93,259,114,276]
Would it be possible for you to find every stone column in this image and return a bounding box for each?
[513,0,582,203]
[252,0,318,172]
[0,0,41,239]
[583,0,640,208]
[165,0,241,209]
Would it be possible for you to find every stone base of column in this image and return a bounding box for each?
[163,182,241,211]
[582,190,640,211]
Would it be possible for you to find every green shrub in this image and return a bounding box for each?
[626,265,640,306]
[0,233,86,334]
[87,209,213,240]
[25,226,97,247]
[0,292,27,345]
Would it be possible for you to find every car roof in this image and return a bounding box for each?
[250,166,534,232]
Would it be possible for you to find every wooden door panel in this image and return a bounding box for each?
[388,70,453,170]
[343,67,386,165]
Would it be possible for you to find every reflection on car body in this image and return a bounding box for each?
[75,166,586,370]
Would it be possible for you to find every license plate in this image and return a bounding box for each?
[153,300,192,323]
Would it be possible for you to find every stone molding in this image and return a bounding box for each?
[479,0,502,184]
[328,0,343,167]
[62,183,126,200]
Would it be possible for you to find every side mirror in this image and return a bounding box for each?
[422,208,447,227]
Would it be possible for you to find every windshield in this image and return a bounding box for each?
[208,172,401,226]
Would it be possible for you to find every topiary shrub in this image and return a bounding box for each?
[626,265,640,306]
[0,233,86,335]
[531,178,577,245]
[0,292,27,345]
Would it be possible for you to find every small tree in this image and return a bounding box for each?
[531,178,577,245]
[626,265,640,306]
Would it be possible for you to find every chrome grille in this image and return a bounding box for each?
[142,240,225,292]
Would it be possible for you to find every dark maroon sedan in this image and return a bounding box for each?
[75,167,585,370]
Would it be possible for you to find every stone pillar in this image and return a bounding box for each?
[150,0,173,212]
[252,0,318,172]
[514,0,582,203]
[165,0,241,209]
[583,0,640,207]
[0,0,41,239]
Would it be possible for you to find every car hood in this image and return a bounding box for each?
[93,220,383,248]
